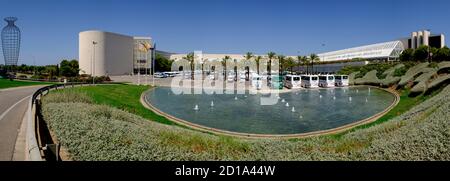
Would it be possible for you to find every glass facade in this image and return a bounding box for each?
[133,37,152,74]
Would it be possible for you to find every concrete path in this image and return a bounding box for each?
[0,86,44,161]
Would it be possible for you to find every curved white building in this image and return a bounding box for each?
[318,41,405,62]
[79,30,152,76]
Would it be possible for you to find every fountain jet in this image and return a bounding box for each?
[194,104,199,111]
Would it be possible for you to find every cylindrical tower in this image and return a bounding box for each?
[1,17,21,66]
[423,30,430,47]
[417,31,423,47]
[411,32,417,49]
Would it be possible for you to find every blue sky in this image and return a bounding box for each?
[0,0,449,65]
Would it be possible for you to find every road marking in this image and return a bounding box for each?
[0,95,31,122]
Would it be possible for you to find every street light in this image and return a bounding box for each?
[92,41,98,85]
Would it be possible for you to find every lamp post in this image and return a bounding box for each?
[92,41,98,85]
[320,43,326,74]
[151,43,156,86]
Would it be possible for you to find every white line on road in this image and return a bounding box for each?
[0,95,31,122]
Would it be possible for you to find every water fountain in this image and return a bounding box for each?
[194,104,199,111]
[234,96,238,100]
[365,98,368,103]
[148,86,396,134]
[319,95,323,99]
[281,99,285,103]
[356,89,359,93]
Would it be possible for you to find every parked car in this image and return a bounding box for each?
[154,72,167,78]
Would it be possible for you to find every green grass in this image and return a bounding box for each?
[57,84,176,125]
[0,78,52,89]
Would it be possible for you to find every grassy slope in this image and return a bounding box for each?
[0,78,52,89]
[57,84,175,125]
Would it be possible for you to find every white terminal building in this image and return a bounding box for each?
[79,30,445,76]
[79,30,153,76]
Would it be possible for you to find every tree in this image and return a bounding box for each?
[297,56,307,74]
[45,65,58,80]
[155,54,173,72]
[244,52,253,80]
[60,59,79,77]
[183,52,195,80]
[309,54,319,74]
[222,56,231,80]
[286,57,295,73]
[434,46,450,62]
[267,52,276,77]
[400,49,414,62]
[413,45,429,62]
[277,55,285,75]
[254,56,262,75]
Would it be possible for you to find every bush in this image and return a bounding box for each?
[348,71,360,85]
[398,62,430,87]
[354,70,381,85]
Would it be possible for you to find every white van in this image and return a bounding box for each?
[319,75,335,88]
[334,75,349,87]
[301,75,319,88]
[284,75,302,89]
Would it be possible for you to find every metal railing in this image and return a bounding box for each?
[27,83,91,161]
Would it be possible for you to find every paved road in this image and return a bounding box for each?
[0,86,44,161]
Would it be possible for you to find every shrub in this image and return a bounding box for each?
[437,61,450,74]
[398,62,430,87]
[354,70,381,85]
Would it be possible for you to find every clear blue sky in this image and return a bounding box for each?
[0,0,449,65]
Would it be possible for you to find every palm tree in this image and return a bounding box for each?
[267,52,276,77]
[254,56,262,75]
[183,52,195,80]
[244,52,253,80]
[277,55,285,76]
[298,55,308,74]
[222,56,231,80]
[309,54,319,74]
[233,59,238,81]
[286,57,295,74]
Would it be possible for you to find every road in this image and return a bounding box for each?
[0,86,44,161]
